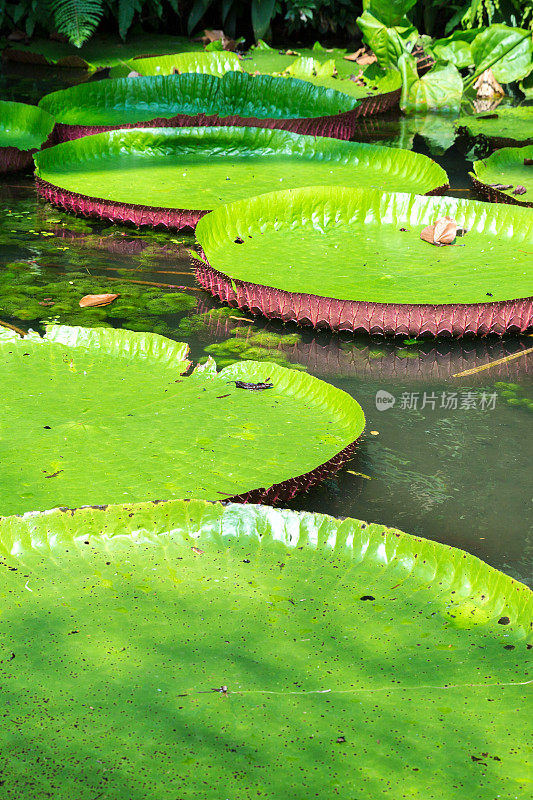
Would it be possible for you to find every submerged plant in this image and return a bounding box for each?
[204,328,306,370]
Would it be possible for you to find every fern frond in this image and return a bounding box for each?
[48,0,104,47]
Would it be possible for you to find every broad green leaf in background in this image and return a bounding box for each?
[0,499,530,799]
[362,0,417,27]
[251,0,276,40]
[471,145,533,200]
[470,24,533,84]
[195,185,533,306]
[38,72,360,127]
[356,10,417,69]
[431,28,479,68]
[399,54,463,113]
[0,325,364,516]
[0,100,54,150]
[34,126,448,213]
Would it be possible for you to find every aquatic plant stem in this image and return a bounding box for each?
[0,319,27,337]
[452,345,533,377]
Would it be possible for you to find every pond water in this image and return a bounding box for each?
[1,62,531,585]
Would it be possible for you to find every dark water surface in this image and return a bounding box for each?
[1,63,531,585]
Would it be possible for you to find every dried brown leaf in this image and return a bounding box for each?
[79,293,119,308]
[420,216,458,246]
[473,68,504,99]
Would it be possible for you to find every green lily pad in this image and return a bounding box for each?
[471,145,533,206]
[119,50,244,77]
[34,126,449,220]
[0,34,203,70]
[242,40,347,74]
[110,46,401,101]
[38,72,359,128]
[0,100,55,151]
[0,325,364,516]
[195,186,533,305]
[0,498,530,799]
[455,107,533,147]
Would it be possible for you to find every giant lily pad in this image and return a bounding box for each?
[0,100,54,174]
[455,106,533,148]
[0,34,203,70]
[118,50,244,77]
[0,324,364,516]
[0,498,531,798]
[33,126,449,230]
[471,145,533,207]
[38,72,376,143]
[121,49,403,109]
[194,186,533,337]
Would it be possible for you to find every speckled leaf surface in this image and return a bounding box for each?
[33,126,448,211]
[38,72,359,126]
[0,100,54,150]
[0,325,364,516]
[472,145,533,199]
[0,499,531,799]
[455,107,533,144]
[123,51,243,77]
[195,186,533,305]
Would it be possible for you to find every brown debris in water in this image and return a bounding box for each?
[79,293,120,308]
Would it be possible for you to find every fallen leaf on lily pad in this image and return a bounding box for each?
[344,48,376,66]
[79,293,119,308]
[512,186,527,195]
[420,216,458,246]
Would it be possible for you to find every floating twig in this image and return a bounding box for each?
[452,346,533,377]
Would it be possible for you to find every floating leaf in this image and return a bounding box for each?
[34,126,448,229]
[79,293,120,308]
[471,145,533,206]
[194,186,533,336]
[0,325,364,516]
[455,107,533,147]
[0,498,530,798]
[0,100,55,174]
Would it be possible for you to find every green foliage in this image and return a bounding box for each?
[399,53,463,111]
[363,0,417,27]
[356,9,418,69]
[48,0,104,47]
[468,23,532,84]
